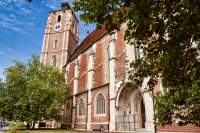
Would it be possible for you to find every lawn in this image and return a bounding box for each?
[6,129,87,133]
[6,130,67,133]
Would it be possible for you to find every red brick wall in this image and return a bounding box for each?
[75,93,88,129]
[157,124,200,132]
[68,32,77,59]
[68,63,75,96]
[75,124,86,129]
[91,124,109,130]
[78,54,88,93]
[115,30,126,80]
[70,18,78,36]
[93,44,106,88]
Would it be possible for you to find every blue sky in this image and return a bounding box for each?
[0,0,95,79]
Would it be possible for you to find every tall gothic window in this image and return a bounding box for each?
[96,94,105,114]
[79,98,85,116]
[52,55,57,67]
[58,15,61,22]
[53,39,58,49]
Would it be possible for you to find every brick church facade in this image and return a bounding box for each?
[40,3,200,133]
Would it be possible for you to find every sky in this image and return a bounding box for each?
[0,0,95,79]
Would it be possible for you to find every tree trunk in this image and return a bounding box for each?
[26,123,30,129]
[32,122,35,129]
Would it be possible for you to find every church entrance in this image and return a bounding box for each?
[141,99,146,128]
[115,87,146,131]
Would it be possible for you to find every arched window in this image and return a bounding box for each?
[79,98,85,116]
[66,102,71,110]
[96,94,105,114]
[53,39,58,49]
[52,55,57,67]
[58,15,61,22]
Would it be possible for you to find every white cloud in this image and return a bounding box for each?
[0,0,31,14]
[0,1,7,7]
[19,7,32,14]
[41,0,74,10]
[0,0,79,34]
[0,0,36,33]
[0,0,71,33]
[0,13,34,33]
[0,0,60,34]
[41,0,60,9]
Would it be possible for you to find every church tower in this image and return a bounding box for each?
[40,2,79,71]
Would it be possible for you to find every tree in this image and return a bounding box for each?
[0,78,4,90]
[0,55,69,128]
[72,0,200,126]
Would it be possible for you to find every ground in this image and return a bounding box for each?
[5,129,88,133]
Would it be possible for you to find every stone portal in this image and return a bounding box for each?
[116,87,146,131]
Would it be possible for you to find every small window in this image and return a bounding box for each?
[58,15,61,22]
[54,40,58,49]
[79,98,85,116]
[52,55,57,67]
[96,94,105,114]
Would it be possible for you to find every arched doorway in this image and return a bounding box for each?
[115,87,146,131]
[141,99,146,128]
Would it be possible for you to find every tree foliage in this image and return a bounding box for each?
[0,55,69,127]
[72,0,200,126]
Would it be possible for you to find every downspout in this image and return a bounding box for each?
[108,84,110,131]
[152,89,157,133]
[86,90,88,130]
[107,45,110,131]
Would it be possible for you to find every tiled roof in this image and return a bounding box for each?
[63,26,108,67]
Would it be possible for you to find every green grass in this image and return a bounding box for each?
[6,130,68,133]
[6,129,86,133]
[29,129,68,133]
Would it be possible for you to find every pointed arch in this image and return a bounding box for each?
[79,98,85,116]
[96,93,105,114]
[52,55,57,67]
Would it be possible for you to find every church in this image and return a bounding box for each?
[40,2,200,133]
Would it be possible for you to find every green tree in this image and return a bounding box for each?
[0,55,69,128]
[0,78,4,90]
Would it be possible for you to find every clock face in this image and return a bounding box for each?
[54,23,62,31]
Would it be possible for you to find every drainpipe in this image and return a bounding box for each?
[108,84,110,131]
[86,90,88,130]
[152,89,157,133]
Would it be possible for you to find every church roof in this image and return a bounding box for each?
[64,26,108,68]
